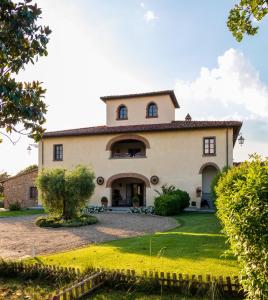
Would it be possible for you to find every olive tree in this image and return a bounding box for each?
[215,155,268,299]
[36,166,95,220]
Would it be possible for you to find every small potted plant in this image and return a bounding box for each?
[132,195,140,208]
[101,196,108,208]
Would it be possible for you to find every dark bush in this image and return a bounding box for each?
[216,155,268,300]
[35,214,98,228]
[0,199,4,208]
[154,188,190,216]
[9,201,21,211]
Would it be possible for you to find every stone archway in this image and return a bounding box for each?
[106,173,150,188]
[106,134,150,151]
[106,173,150,207]
[199,163,219,208]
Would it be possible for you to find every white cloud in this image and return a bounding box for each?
[144,10,157,22]
[175,48,268,119]
[140,2,145,8]
[175,48,268,161]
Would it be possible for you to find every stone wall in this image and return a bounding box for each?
[3,169,38,209]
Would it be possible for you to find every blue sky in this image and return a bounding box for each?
[1,0,268,174]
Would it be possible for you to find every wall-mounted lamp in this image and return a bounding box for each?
[238,133,245,147]
[27,144,38,155]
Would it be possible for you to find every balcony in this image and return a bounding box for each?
[110,139,146,159]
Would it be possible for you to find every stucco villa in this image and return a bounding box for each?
[39,90,242,209]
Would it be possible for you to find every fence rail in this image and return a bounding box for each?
[0,261,243,299]
[47,271,105,300]
[47,267,243,300]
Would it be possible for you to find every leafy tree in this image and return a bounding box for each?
[215,155,268,299]
[228,0,268,41]
[0,0,51,143]
[0,171,9,195]
[36,166,95,220]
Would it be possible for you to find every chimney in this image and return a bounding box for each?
[185,113,192,121]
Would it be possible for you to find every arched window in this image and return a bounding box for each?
[117,105,128,120]
[147,102,158,118]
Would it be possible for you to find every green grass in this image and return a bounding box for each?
[27,212,240,277]
[0,277,56,300]
[0,208,45,218]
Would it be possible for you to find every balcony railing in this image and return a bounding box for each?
[111,152,146,159]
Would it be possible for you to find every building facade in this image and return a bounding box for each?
[39,91,242,208]
[2,168,38,209]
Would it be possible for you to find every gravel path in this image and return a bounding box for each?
[0,213,177,259]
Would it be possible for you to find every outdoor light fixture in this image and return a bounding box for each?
[238,133,245,146]
[27,143,38,155]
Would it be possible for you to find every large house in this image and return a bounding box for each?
[39,90,242,208]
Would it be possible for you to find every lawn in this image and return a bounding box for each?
[0,277,56,300]
[27,212,239,277]
[0,208,45,218]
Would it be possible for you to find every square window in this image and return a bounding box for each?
[203,137,216,156]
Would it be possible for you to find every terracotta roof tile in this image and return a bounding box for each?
[43,120,242,145]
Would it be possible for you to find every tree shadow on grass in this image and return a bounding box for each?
[101,230,234,262]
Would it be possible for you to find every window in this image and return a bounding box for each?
[53,144,63,161]
[117,105,128,120]
[128,148,141,157]
[203,137,216,156]
[29,186,38,199]
[147,102,158,118]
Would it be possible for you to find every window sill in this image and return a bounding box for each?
[116,118,128,121]
[146,115,158,119]
[110,156,147,160]
[202,154,216,157]
[53,159,63,161]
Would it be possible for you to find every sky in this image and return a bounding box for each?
[1,0,268,175]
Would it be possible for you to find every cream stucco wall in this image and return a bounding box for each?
[39,128,234,208]
[105,95,176,126]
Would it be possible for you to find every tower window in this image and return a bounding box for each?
[117,105,128,120]
[147,102,158,118]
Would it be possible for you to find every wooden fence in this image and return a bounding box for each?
[47,267,243,299]
[46,271,105,300]
[0,261,80,282]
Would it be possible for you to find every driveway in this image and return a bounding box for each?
[0,213,177,259]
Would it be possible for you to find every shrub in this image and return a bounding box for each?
[36,165,95,220]
[216,155,268,300]
[154,185,190,216]
[210,165,230,203]
[0,199,4,208]
[9,201,21,211]
[35,214,98,228]
[129,206,155,214]
[154,194,179,216]
[82,205,105,214]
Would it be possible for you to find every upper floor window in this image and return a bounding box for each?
[147,102,158,118]
[203,137,216,156]
[53,144,63,161]
[117,105,128,120]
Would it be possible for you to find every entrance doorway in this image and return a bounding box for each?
[111,178,145,207]
[201,165,218,208]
